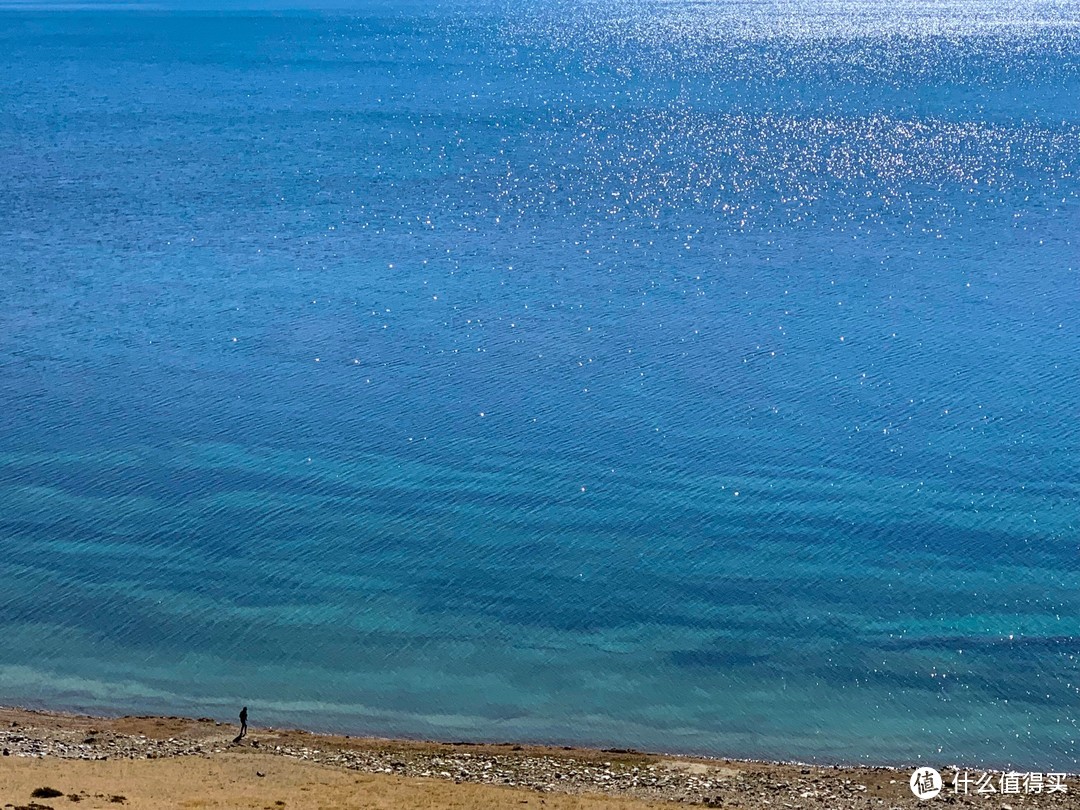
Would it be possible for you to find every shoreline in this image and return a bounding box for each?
[2,706,1078,809]
[4,699,1071,774]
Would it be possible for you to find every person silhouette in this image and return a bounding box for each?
[239,706,248,739]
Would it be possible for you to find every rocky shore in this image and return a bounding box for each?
[1,707,1077,809]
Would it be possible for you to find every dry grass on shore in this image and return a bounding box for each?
[2,707,1078,810]
[1,752,671,810]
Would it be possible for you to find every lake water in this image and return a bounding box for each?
[0,0,1078,769]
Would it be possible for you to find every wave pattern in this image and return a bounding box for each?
[0,0,1078,768]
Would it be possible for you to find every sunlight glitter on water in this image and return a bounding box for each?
[0,0,1077,769]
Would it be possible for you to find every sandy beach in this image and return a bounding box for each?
[1,707,1076,810]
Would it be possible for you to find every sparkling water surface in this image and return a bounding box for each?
[1,0,1078,768]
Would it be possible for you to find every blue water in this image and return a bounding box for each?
[1,0,1078,769]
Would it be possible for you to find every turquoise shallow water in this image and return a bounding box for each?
[0,0,1078,768]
